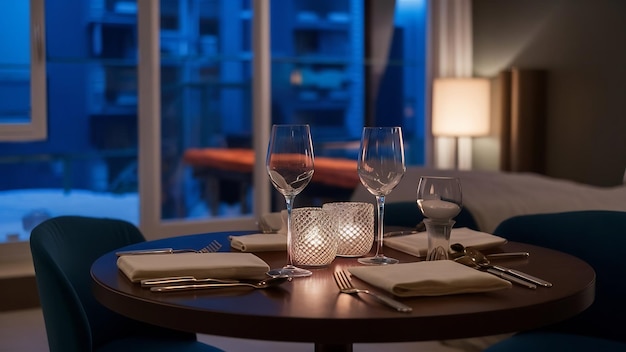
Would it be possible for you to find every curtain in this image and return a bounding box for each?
[364,0,396,126]
[429,0,474,169]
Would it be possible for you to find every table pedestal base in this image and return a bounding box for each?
[315,343,352,352]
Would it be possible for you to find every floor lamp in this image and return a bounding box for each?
[432,78,490,170]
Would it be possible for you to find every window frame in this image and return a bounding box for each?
[136,0,265,240]
[0,0,47,142]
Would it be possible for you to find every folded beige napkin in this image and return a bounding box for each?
[258,212,287,234]
[348,260,512,297]
[117,252,270,282]
[384,227,507,258]
[229,233,287,252]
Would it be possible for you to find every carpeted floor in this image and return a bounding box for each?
[0,307,508,352]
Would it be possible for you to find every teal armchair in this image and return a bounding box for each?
[484,210,626,351]
[30,216,223,352]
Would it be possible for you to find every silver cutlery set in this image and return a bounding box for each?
[451,243,552,289]
[146,276,291,292]
[115,239,223,256]
[333,270,412,313]
[115,238,551,311]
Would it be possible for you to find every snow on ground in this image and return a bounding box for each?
[0,189,140,243]
[0,188,247,244]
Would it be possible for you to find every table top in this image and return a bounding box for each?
[91,231,595,346]
[183,148,360,189]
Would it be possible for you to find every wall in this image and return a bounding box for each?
[472,0,626,186]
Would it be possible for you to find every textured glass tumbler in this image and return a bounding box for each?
[291,207,338,267]
[323,202,374,257]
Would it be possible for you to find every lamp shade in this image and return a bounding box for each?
[432,78,490,137]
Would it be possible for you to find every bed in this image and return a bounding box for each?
[350,167,626,233]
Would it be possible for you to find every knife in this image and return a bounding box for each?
[116,248,193,256]
[447,251,530,261]
[490,265,553,287]
[484,268,537,289]
[485,252,530,259]
[149,276,291,292]
[141,276,239,287]
[455,256,537,289]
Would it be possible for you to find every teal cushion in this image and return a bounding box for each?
[485,332,626,352]
[493,210,626,342]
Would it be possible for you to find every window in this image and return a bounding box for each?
[0,0,428,252]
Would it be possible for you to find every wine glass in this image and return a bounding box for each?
[416,176,462,260]
[357,127,406,265]
[266,124,315,277]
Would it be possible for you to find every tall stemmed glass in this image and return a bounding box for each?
[266,124,315,277]
[357,127,406,265]
[416,176,462,260]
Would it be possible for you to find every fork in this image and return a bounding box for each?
[116,239,222,256]
[199,239,222,253]
[333,271,412,313]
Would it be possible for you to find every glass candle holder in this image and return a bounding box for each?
[322,202,374,257]
[291,207,337,267]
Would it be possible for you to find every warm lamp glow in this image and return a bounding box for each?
[432,78,490,137]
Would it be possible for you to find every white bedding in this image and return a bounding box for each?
[350,168,626,233]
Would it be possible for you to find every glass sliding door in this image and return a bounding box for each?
[366,0,428,165]
[138,0,261,239]
[146,0,429,235]
[396,0,429,165]
[270,0,364,151]
[158,0,255,221]
[145,0,370,237]
[267,0,429,165]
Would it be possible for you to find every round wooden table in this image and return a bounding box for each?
[91,231,595,352]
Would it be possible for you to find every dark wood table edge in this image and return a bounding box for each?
[91,233,596,349]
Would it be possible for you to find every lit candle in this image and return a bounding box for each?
[305,226,324,247]
[292,207,337,267]
[418,199,461,220]
[322,202,374,257]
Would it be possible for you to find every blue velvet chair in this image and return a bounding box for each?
[30,216,223,352]
[484,210,626,351]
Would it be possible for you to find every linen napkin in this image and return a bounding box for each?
[348,260,512,297]
[229,233,287,252]
[117,252,270,282]
[258,212,287,234]
[384,227,507,258]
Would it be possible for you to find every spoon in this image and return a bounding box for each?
[150,276,292,292]
[454,244,552,287]
[455,255,536,289]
